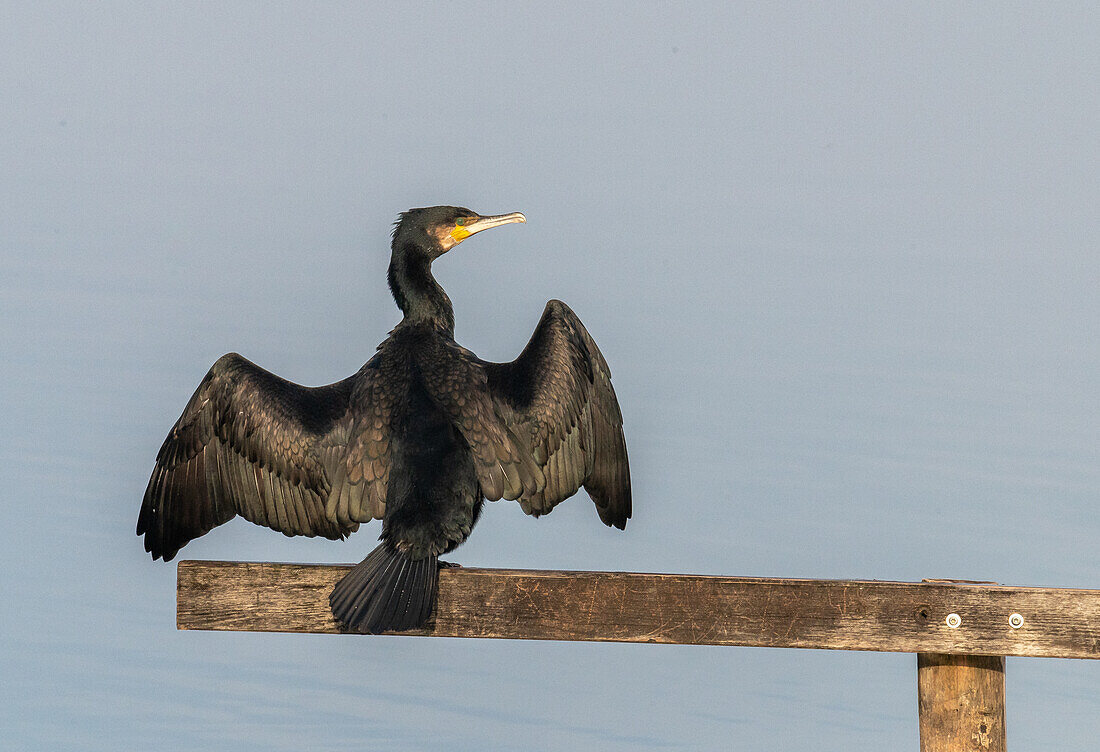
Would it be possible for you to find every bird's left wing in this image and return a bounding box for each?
[138,353,391,561]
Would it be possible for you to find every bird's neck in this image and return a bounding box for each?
[388,245,455,334]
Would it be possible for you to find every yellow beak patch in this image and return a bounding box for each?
[449,224,472,243]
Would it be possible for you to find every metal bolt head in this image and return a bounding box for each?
[945,613,962,629]
[1009,613,1024,629]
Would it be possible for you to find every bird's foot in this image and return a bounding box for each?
[438,560,463,569]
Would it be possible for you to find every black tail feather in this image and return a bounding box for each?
[330,542,439,634]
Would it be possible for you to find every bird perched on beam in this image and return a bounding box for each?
[138,206,631,634]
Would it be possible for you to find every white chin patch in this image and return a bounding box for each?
[429,226,459,251]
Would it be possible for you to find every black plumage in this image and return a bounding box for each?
[138,206,631,633]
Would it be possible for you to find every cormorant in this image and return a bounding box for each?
[138,206,631,633]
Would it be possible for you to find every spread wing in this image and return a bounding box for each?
[485,300,631,528]
[137,352,391,561]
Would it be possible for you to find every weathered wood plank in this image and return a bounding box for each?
[177,561,1100,658]
[918,653,1006,752]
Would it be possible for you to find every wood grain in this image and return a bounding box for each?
[177,561,1100,658]
[918,653,1006,752]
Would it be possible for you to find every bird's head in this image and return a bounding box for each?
[392,206,526,260]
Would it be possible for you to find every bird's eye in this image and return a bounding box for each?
[455,218,466,227]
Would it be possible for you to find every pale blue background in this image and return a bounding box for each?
[2,3,1098,750]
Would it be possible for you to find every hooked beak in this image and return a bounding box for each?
[451,212,526,243]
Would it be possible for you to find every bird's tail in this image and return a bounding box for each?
[329,541,439,634]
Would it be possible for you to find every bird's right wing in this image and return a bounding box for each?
[484,300,631,529]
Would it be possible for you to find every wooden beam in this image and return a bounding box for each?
[918,653,1006,752]
[176,561,1100,659]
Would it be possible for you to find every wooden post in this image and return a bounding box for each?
[175,563,1100,659]
[917,580,1006,751]
[174,562,1100,749]
[917,653,1006,751]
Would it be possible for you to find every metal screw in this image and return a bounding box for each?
[945,613,962,629]
[1009,613,1024,629]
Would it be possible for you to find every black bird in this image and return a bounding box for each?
[138,206,631,633]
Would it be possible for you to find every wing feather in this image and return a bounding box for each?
[485,300,631,528]
[416,337,543,502]
[323,361,393,529]
[137,352,388,561]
